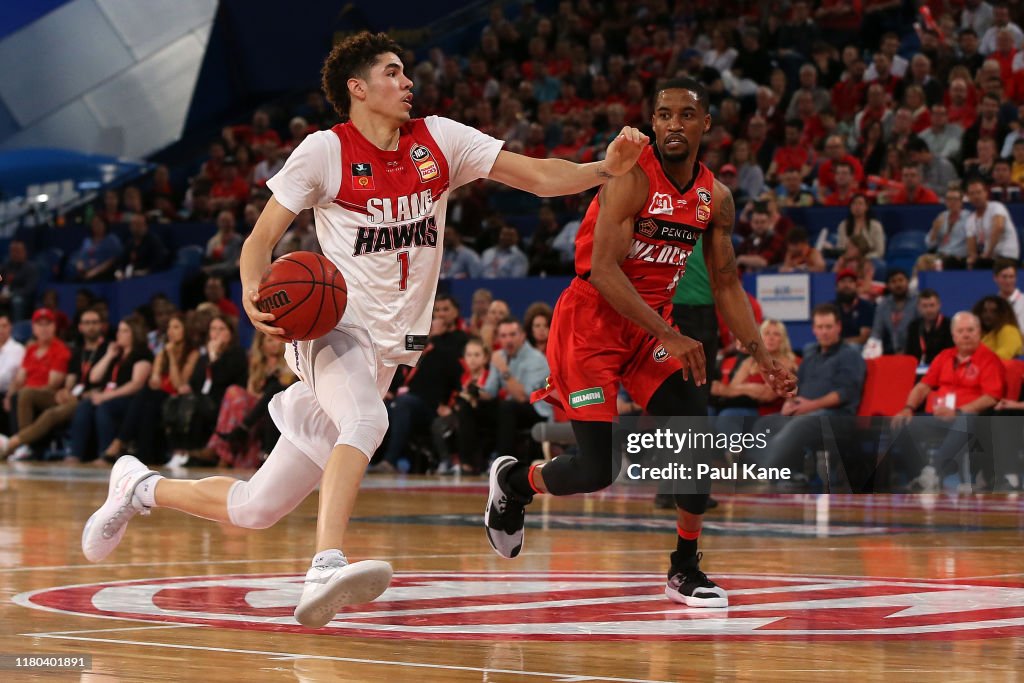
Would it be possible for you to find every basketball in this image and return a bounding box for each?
[256,251,347,341]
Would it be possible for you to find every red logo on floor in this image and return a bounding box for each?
[16,572,1024,640]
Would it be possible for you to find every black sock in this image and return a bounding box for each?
[670,534,698,573]
[507,463,535,500]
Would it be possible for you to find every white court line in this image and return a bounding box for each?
[23,634,674,683]
[32,624,201,636]
[3,544,1023,575]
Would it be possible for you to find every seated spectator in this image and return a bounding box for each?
[927,186,970,269]
[204,210,243,277]
[730,138,765,200]
[481,225,529,278]
[209,158,250,213]
[0,240,39,321]
[768,120,815,184]
[0,314,24,432]
[974,294,1024,359]
[203,277,240,323]
[200,140,226,182]
[2,308,71,450]
[527,205,567,275]
[38,290,72,342]
[460,317,550,466]
[919,104,963,160]
[736,204,786,272]
[963,94,1007,166]
[523,302,552,356]
[718,164,750,207]
[854,119,888,176]
[894,312,1004,492]
[965,178,1020,269]
[69,316,152,464]
[994,259,1024,329]
[481,298,510,350]
[70,215,122,282]
[990,158,1022,203]
[253,144,287,187]
[224,109,281,159]
[116,214,168,279]
[552,206,584,268]
[207,332,296,468]
[904,288,954,364]
[440,228,482,278]
[172,314,248,464]
[980,3,1024,54]
[886,163,941,204]
[105,312,197,464]
[835,269,876,346]
[0,309,100,461]
[377,315,464,473]
[272,210,319,258]
[468,288,493,337]
[754,304,866,480]
[901,85,932,133]
[776,168,816,208]
[870,269,919,354]
[817,135,865,199]
[779,227,826,273]
[711,319,799,417]
[433,336,491,475]
[836,194,886,258]
[834,234,879,299]
[907,136,959,194]
[822,162,860,207]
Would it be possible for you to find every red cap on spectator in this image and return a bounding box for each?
[720,164,738,175]
[836,269,858,283]
[31,308,55,323]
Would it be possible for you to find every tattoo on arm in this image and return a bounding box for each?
[596,168,613,180]
[715,189,738,275]
[746,341,759,357]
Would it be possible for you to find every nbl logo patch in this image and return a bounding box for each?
[696,188,712,205]
[411,144,439,182]
[653,344,669,362]
[351,163,375,190]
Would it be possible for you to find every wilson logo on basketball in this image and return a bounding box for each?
[17,572,1024,641]
[257,290,292,313]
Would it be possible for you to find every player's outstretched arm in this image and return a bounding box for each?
[589,169,707,384]
[487,127,648,197]
[706,181,796,397]
[240,196,295,340]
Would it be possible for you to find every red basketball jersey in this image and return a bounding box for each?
[573,146,716,308]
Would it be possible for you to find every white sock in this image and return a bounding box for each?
[134,475,163,508]
[312,549,347,569]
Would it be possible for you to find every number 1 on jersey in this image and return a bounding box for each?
[397,250,410,291]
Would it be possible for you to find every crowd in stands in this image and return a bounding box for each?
[3,1,1024,490]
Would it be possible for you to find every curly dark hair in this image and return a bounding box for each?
[321,31,405,120]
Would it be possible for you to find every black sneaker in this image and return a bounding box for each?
[484,456,530,558]
[665,552,728,608]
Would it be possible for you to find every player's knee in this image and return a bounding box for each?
[674,493,710,516]
[227,485,285,530]
[336,400,389,458]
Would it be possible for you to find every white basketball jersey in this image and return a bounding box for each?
[267,116,503,365]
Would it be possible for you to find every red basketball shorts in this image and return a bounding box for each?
[534,277,683,421]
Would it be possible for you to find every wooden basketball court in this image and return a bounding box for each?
[2,463,1022,681]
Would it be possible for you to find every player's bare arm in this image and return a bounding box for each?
[487,126,648,197]
[588,167,707,384]
[706,180,796,397]
[240,196,295,340]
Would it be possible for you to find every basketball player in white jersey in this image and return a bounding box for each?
[82,31,648,628]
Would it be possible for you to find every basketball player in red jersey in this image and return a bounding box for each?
[82,32,648,628]
[486,78,797,606]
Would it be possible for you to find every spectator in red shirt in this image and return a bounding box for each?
[209,158,250,213]
[203,277,240,325]
[750,86,785,140]
[894,311,1005,491]
[888,163,941,204]
[831,57,868,124]
[868,52,902,98]
[818,135,866,197]
[852,83,894,149]
[736,204,787,272]
[902,85,932,133]
[768,119,814,183]
[823,161,861,206]
[945,77,978,130]
[224,110,281,160]
[2,308,71,439]
[200,140,226,182]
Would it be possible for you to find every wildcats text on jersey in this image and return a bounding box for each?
[627,240,692,267]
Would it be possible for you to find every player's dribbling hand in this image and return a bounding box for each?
[243,289,288,341]
[662,333,706,386]
[759,358,797,398]
[602,126,650,176]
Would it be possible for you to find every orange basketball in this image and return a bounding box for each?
[256,251,347,341]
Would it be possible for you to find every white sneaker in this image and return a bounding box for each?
[293,556,393,628]
[910,465,941,493]
[81,455,159,562]
[9,444,32,461]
